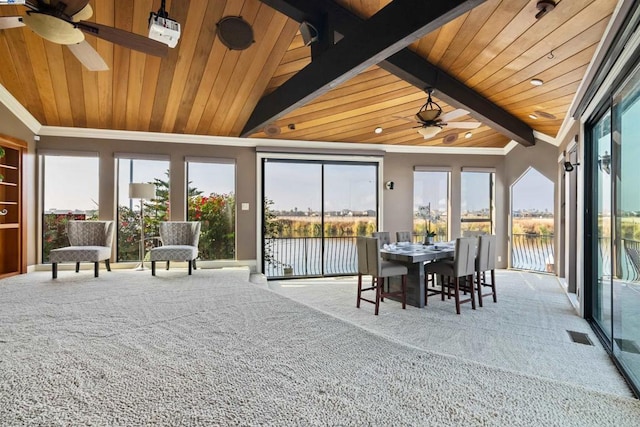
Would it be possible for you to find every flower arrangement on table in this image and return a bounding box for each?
[418,204,437,244]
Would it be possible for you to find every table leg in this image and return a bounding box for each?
[387,261,425,308]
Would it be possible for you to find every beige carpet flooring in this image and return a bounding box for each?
[0,268,639,426]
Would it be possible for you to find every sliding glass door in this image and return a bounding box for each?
[611,66,640,387]
[262,159,378,278]
[588,60,640,393]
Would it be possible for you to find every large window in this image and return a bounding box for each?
[117,157,169,262]
[461,169,494,235]
[413,169,449,242]
[41,153,99,262]
[186,159,236,260]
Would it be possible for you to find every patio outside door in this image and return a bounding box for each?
[262,159,378,278]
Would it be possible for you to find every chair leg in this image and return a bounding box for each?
[105,259,111,272]
[469,275,476,310]
[94,262,99,278]
[192,259,197,270]
[477,270,484,307]
[491,269,497,302]
[52,262,58,279]
[166,261,170,270]
[75,262,80,273]
[188,259,193,275]
[454,277,461,315]
[357,274,363,308]
[152,261,156,276]
[374,277,381,316]
[440,275,446,301]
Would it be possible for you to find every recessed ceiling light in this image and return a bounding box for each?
[530,78,544,86]
[374,127,383,134]
[529,114,538,119]
[534,110,557,119]
[464,132,472,139]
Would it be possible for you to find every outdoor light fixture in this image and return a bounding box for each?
[129,183,156,271]
[598,151,611,174]
[563,161,579,172]
[530,78,544,86]
[374,127,383,134]
[464,132,472,139]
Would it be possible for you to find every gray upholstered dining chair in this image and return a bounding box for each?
[476,234,497,306]
[49,220,114,279]
[149,221,201,275]
[371,231,391,247]
[356,236,407,315]
[425,237,477,314]
[396,231,412,243]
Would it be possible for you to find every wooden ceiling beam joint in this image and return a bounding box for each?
[243,0,485,137]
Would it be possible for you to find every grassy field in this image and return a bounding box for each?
[273,216,559,237]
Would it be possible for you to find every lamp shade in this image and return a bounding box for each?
[129,183,156,200]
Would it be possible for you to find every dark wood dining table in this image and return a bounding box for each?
[381,243,455,308]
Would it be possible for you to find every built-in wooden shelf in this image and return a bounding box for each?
[0,133,26,277]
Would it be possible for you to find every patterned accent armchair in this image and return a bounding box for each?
[149,221,201,275]
[50,221,114,279]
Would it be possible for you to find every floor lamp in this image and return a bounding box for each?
[129,183,156,271]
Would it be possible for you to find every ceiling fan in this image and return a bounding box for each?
[0,0,168,71]
[398,89,481,140]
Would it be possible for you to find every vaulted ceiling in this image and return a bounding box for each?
[0,0,618,149]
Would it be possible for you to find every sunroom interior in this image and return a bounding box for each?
[2,0,640,398]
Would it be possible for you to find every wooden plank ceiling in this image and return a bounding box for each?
[0,0,618,149]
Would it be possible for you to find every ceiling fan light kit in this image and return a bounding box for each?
[0,0,171,71]
[417,126,442,139]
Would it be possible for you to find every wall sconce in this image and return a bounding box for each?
[385,181,394,190]
[563,161,579,172]
[598,151,611,174]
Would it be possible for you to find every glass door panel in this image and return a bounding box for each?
[613,67,640,386]
[592,110,613,340]
[323,164,377,275]
[263,161,322,277]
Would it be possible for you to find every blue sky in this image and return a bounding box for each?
[44,157,557,214]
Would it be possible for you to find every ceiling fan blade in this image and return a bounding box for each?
[0,16,25,30]
[440,108,470,122]
[67,40,108,71]
[76,21,168,57]
[445,121,482,129]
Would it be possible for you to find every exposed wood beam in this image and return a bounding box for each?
[254,0,535,147]
[382,49,535,147]
[242,0,485,138]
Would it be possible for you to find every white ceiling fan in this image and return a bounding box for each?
[0,0,168,71]
[398,88,481,140]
